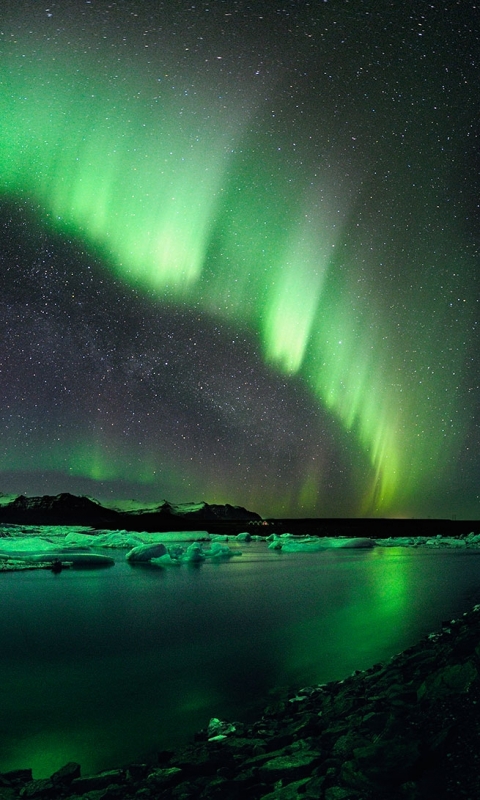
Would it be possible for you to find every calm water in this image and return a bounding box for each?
[1,543,480,777]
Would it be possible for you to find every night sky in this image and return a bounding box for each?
[1,1,479,519]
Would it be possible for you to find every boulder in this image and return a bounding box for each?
[417,660,478,701]
[19,779,54,798]
[49,762,81,785]
[71,769,124,793]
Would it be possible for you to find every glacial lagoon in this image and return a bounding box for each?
[1,540,480,777]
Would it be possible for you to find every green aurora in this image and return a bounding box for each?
[0,4,478,518]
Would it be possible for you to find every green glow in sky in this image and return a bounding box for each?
[0,39,474,516]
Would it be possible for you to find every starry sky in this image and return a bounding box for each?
[0,1,479,519]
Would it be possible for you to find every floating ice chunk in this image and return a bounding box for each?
[97,531,144,548]
[126,543,168,562]
[425,537,467,548]
[64,532,98,546]
[180,542,206,562]
[266,533,318,550]
[126,539,243,565]
[0,547,114,567]
[150,553,182,567]
[203,543,240,559]
[278,540,328,553]
[375,537,417,547]
[140,531,211,543]
[267,535,283,550]
[210,534,229,542]
[0,537,59,552]
[168,544,186,560]
[327,537,375,548]
[235,532,252,542]
[267,535,375,552]
[49,552,115,567]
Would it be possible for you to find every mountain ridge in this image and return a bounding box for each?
[0,492,262,532]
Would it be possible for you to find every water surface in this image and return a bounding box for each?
[1,543,480,776]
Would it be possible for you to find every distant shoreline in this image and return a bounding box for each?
[0,492,478,537]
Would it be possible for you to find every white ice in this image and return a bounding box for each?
[126,543,169,562]
[267,534,375,552]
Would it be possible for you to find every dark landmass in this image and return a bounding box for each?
[0,493,261,534]
[0,492,478,538]
[262,517,480,539]
[4,604,480,799]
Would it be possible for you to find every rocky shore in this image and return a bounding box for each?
[3,604,480,799]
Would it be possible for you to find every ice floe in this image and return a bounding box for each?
[375,534,479,548]
[267,534,375,552]
[126,540,241,566]
[126,543,168,562]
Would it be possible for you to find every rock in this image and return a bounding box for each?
[206,718,236,739]
[50,762,81,785]
[170,746,225,776]
[71,769,125,793]
[301,775,326,797]
[0,770,33,786]
[0,787,16,800]
[257,777,310,799]
[352,737,421,783]
[258,751,321,781]
[417,661,478,701]
[144,766,182,788]
[19,779,53,798]
[324,787,359,800]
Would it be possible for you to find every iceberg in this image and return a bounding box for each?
[180,542,206,562]
[267,534,375,552]
[0,549,114,568]
[150,553,182,567]
[203,543,241,559]
[0,535,115,567]
[128,541,242,566]
[235,532,252,542]
[0,537,59,552]
[126,543,168,562]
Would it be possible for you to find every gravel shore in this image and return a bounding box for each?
[3,601,480,799]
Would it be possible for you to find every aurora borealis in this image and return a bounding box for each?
[1,1,479,518]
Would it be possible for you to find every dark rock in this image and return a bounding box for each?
[258,751,321,782]
[170,746,225,777]
[339,759,373,791]
[0,770,33,786]
[359,710,391,735]
[324,787,359,800]
[417,660,477,701]
[0,788,16,800]
[206,718,236,739]
[19,779,54,798]
[144,766,182,788]
[257,778,310,799]
[157,749,174,764]
[264,733,293,751]
[71,769,125,793]
[125,763,150,782]
[170,780,198,798]
[333,732,370,758]
[353,736,421,783]
[198,776,235,799]
[49,762,81,785]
